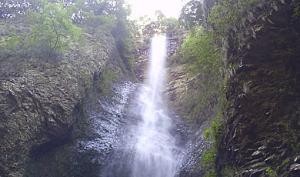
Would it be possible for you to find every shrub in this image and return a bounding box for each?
[181,27,222,76]
[180,26,223,123]
[208,0,260,37]
[0,0,82,59]
[204,114,222,142]
[266,167,277,177]
[0,34,21,55]
[27,0,81,57]
[84,14,116,31]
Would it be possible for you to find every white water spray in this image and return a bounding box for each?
[132,35,178,177]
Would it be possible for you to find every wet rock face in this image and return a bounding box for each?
[0,31,118,177]
[219,0,300,176]
[165,34,218,177]
[24,82,136,177]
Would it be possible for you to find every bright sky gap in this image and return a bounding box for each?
[126,0,187,19]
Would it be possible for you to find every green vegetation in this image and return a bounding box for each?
[112,19,138,72]
[202,100,226,177]
[139,13,180,40]
[82,14,117,32]
[179,26,223,124]
[0,0,137,64]
[28,0,82,57]
[221,165,236,177]
[179,0,204,29]
[178,0,273,175]
[208,0,260,37]
[204,114,223,142]
[181,27,222,75]
[0,0,82,58]
[0,34,21,52]
[99,68,118,95]
[278,158,290,172]
[177,10,234,176]
[292,1,300,18]
[266,167,278,177]
[178,24,225,177]
[201,147,217,177]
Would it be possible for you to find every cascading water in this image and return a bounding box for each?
[131,35,178,177]
[100,35,181,177]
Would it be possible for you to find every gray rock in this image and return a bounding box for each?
[264,154,276,164]
[294,156,300,163]
[290,164,300,172]
[252,150,264,158]
[0,29,126,177]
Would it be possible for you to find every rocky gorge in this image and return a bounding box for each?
[1,0,300,177]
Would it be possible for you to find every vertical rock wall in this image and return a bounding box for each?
[0,28,131,177]
[218,0,300,176]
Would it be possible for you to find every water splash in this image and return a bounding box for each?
[132,35,178,177]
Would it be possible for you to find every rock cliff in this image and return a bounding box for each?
[0,23,131,176]
[167,0,300,176]
[218,0,300,176]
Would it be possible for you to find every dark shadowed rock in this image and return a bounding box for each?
[0,26,131,177]
[217,0,300,176]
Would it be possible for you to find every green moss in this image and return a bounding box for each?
[221,165,236,177]
[179,26,224,125]
[200,79,228,177]
[201,113,223,176]
[99,68,117,95]
[204,170,217,177]
[280,159,290,169]
[204,115,222,141]
[266,167,277,177]
[0,35,21,49]
[202,147,217,166]
[202,147,217,177]
[293,1,300,18]
[201,112,224,176]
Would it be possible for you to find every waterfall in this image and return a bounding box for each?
[131,35,178,177]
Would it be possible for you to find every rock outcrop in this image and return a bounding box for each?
[218,0,300,176]
[166,32,219,177]
[0,25,130,176]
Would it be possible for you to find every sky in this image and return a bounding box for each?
[126,0,187,19]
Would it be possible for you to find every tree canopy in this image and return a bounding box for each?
[179,0,204,29]
[0,0,136,60]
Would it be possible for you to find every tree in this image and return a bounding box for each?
[179,0,204,29]
[27,0,81,57]
[0,0,82,58]
[139,12,180,39]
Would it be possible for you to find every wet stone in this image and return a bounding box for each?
[264,154,276,164]
[294,156,300,163]
[251,150,264,158]
[290,163,300,172]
